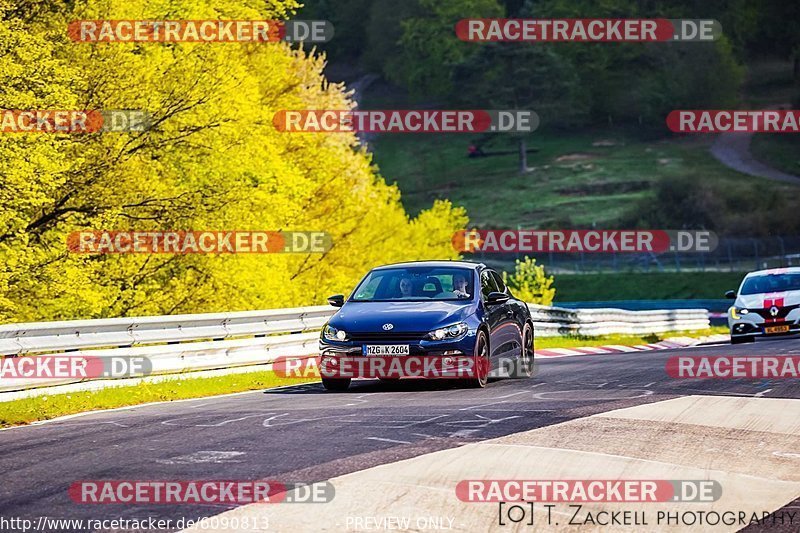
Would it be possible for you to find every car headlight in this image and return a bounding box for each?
[425,322,468,341]
[323,325,347,341]
[730,307,749,320]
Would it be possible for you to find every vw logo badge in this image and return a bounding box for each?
[770,306,779,317]
[382,323,394,331]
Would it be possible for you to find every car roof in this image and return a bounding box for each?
[371,260,485,271]
[745,267,800,277]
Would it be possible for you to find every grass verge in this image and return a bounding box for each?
[553,272,746,301]
[0,371,316,429]
[535,326,728,350]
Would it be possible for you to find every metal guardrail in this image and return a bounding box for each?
[0,306,333,356]
[529,304,709,337]
[0,304,709,397]
[555,299,729,311]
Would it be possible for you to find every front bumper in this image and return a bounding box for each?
[730,321,800,338]
[318,331,480,379]
[729,307,800,338]
[318,330,477,358]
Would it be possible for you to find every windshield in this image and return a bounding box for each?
[740,273,800,295]
[350,267,474,302]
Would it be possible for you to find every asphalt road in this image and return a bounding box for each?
[1,337,799,531]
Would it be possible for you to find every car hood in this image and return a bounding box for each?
[330,301,477,333]
[736,290,800,309]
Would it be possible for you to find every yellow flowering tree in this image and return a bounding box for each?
[0,0,467,322]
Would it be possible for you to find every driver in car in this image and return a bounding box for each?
[452,274,470,298]
[398,276,414,298]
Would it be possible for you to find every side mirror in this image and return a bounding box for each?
[327,294,345,307]
[486,291,510,305]
[725,290,736,299]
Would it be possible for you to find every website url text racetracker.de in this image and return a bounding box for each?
[68,19,334,43]
[457,480,721,503]
[0,110,150,133]
[456,19,721,42]
[67,231,332,254]
[452,230,717,253]
[0,355,150,380]
[69,480,334,504]
[273,110,538,133]
[0,516,269,533]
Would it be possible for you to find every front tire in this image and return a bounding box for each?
[464,331,489,388]
[731,334,755,345]
[514,323,534,378]
[321,377,351,391]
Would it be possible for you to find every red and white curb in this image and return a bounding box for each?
[534,333,730,358]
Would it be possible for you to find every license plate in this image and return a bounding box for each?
[363,344,409,356]
[765,325,790,334]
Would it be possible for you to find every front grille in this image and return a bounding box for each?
[749,304,799,320]
[347,331,426,341]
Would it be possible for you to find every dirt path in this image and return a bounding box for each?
[709,105,800,184]
[349,73,379,145]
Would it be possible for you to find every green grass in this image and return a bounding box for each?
[536,326,728,349]
[751,134,800,177]
[370,129,789,229]
[553,272,746,301]
[0,371,316,428]
[366,57,800,231]
[740,58,799,177]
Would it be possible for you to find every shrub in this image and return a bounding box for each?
[502,256,556,306]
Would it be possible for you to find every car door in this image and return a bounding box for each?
[489,269,523,359]
[480,269,505,360]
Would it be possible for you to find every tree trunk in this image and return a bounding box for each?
[518,137,527,173]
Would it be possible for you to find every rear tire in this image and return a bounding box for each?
[463,331,489,388]
[731,334,755,345]
[321,377,351,391]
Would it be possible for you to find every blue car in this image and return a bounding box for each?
[318,261,535,391]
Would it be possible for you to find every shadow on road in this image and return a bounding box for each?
[262,378,504,395]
